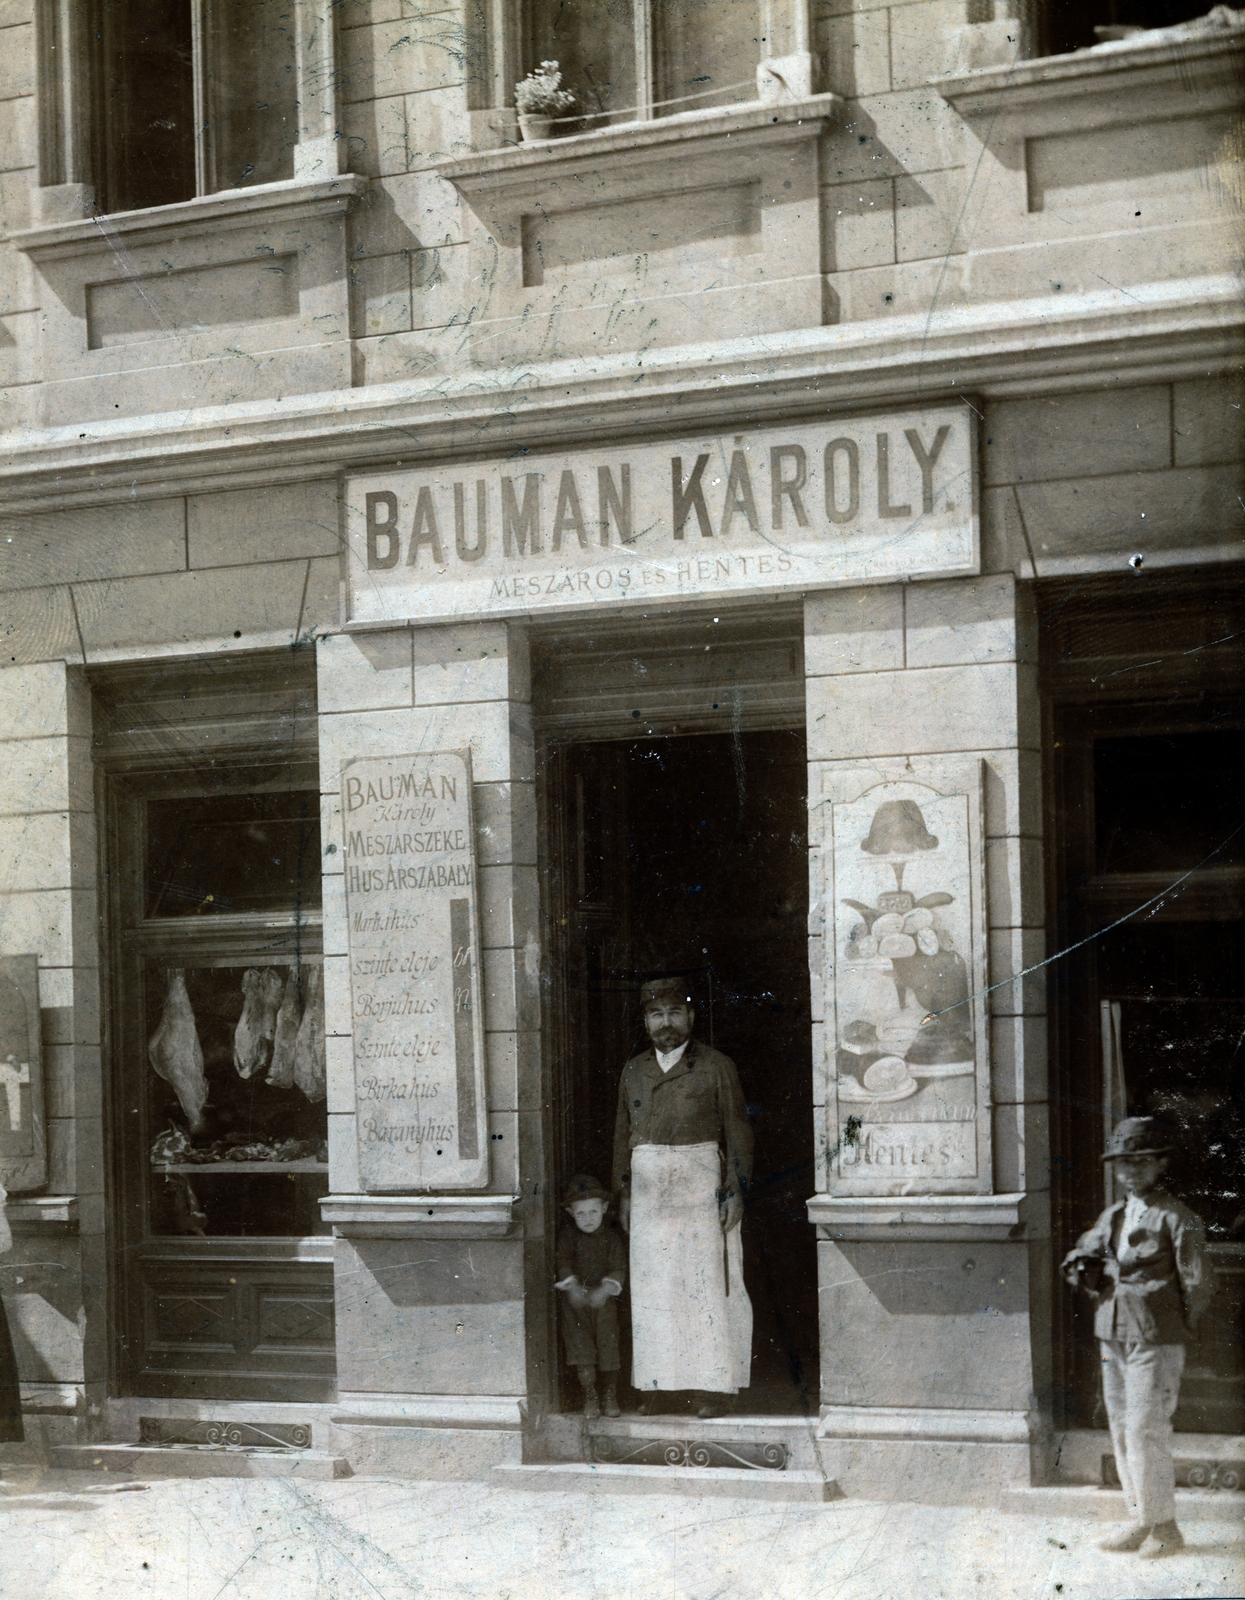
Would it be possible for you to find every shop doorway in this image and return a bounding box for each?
[544,729,818,1414]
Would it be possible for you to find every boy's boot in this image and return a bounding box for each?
[601,1376,620,1418]
[578,1365,600,1421]
[1097,1523,1150,1552]
[1138,1521,1184,1559]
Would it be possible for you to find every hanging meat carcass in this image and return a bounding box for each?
[148,969,208,1134]
[233,969,266,1078]
[265,968,302,1089]
[293,965,326,1102]
[234,967,285,1079]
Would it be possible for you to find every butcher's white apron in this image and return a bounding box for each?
[630,1141,752,1393]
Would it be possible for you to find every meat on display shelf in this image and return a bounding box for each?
[153,1160,330,1175]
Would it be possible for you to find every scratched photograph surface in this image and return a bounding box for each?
[0,0,1241,1596]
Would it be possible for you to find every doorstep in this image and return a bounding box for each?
[48,1443,351,1480]
[1000,1484,1244,1522]
[494,1461,839,1502]
[535,1408,827,1471]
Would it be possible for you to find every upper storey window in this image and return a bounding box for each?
[1042,0,1214,54]
[96,0,297,214]
[526,0,762,128]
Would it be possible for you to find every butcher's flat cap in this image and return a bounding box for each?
[639,976,692,1006]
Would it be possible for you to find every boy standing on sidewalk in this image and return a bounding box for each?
[1062,1116,1211,1560]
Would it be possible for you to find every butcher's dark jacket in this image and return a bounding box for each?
[612,1038,753,1200]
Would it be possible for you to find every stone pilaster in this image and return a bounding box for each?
[0,659,100,1442]
[804,575,1051,1500]
[316,622,538,1474]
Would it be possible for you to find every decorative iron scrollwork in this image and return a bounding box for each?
[137,1417,313,1451]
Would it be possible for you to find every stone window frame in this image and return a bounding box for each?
[32,0,343,229]
[465,0,821,150]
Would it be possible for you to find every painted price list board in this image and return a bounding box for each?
[341,750,488,1191]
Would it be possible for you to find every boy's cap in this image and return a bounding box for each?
[562,1172,611,1206]
[1102,1116,1174,1161]
[640,976,692,1007]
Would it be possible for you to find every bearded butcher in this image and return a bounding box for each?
[613,977,753,1417]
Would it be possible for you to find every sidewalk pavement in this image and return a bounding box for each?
[0,1465,1241,1600]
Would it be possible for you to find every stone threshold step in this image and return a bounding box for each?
[495,1462,840,1502]
[49,1444,350,1480]
[584,1413,818,1439]
[1001,1485,1244,1523]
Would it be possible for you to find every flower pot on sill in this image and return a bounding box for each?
[518,114,555,142]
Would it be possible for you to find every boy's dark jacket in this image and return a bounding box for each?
[1062,1189,1209,1344]
[555,1221,627,1291]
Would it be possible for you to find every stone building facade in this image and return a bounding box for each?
[0,0,1240,1499]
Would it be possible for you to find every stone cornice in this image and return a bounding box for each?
[807,1191,1039,1240]
[319,1192,517,1237]
[0,275,1239,513]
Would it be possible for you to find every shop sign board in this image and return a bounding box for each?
[342,405,977,624]
[341,750,489,1191]
[820,760,991,1196]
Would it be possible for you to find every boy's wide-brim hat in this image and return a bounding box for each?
[561,1172,611,1206]
[861,799,939,856]
[1102,1116,1174,1161]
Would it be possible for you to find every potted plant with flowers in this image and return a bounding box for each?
[514,60,575,142]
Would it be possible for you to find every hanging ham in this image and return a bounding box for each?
[293,965,326,1102]
[148,969,208,1134]
[265,968,302,1089]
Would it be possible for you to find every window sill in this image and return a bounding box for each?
[10,174,368,263]
[933,23,1243,112]
[436,95,841,198]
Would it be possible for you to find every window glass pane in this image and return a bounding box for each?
[146,963,328,1237]
[1094,731,1245,875]
[1098,919,1244,1242]
[209,0,298,189]
[654,0,760,114]
[1043,0,1210,57]
[145,792,322,918]
[99,0,196,212]
[529,0,637,127]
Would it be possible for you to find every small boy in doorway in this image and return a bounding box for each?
[1062,1116,1210,1560]
[555,1173,626,1420]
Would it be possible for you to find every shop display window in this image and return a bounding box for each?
[137,786,328,1240]
[1045,576,1244,1435]
[95,644,334,1401]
